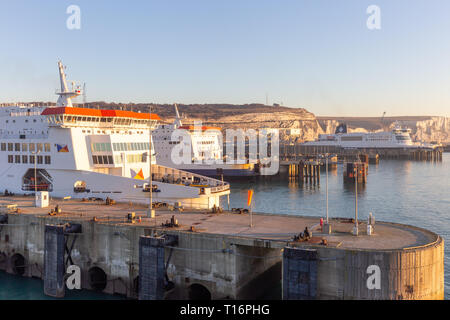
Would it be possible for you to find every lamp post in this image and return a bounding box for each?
[323,153,331,234]
[353,165,359,236]
[326,154,329,223]
[32,150,40,206]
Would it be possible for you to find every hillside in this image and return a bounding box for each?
[8,101,448,144]
[77,102,320,142]
[77,102,449,143]
[78,102,314,121]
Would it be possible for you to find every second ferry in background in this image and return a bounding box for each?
[303,123,419,149]
[152,105,257,178]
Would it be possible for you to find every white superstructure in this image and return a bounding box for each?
[303,123,417,149]
[153,105,256,177]
[0,62,229,209]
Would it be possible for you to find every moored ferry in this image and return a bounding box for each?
[0,62,229,209]
[303,123,417,149]
[152,105,257,177]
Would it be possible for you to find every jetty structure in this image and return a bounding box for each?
[0,62,230,210]
[281,123,443,162]
[0,195,444,300]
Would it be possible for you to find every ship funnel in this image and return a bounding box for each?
[335,123,347,134]
[56,61,82,107]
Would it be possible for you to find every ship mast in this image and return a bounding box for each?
[56,61,82,107]
[174,103,182,128]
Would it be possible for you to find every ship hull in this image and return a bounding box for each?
[155,162,257,177]
[179,167,257,177]
[0,166,226,210]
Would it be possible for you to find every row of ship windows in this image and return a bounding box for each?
[7,154,51,164]
[113,142,150,152]
[81,130,144,134]
[117,154,147,164]
[92,154,147,165]
[92,155,114,165]
[91,142,150,152]
[367,138,391,141]
[340,137,363,141]
[49,115,151,126]
[3,131,48,135]
[5,119,43,123]
[2,130,148,136]
[82,130,146,135]
[1,143,51,152]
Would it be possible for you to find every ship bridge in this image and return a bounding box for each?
[39,106,230,206]
[41,107,160,129]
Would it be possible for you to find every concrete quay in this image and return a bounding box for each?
[0,196,444,300]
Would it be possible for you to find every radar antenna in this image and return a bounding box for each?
[56,61,82,107]
[174,104,182,127]
[83,83,87,106]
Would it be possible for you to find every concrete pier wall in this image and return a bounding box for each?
[234,244,282,299]
[162,233,282,299]
[0,214,283,299]
[0,214,143,297]
[0,210,444,300]
[283,235,444,300]
[163,232,237,299]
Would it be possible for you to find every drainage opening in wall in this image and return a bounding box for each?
[0,252,7,264]
[11,253,26,276]
[133,276,139,295]
[188,284,211,300]
[88,267,107,292]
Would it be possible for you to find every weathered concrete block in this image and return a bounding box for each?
[283,247,318,300]
[139,236,166,300]
[44,225,66,298]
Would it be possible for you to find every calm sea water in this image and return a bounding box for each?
[0,271,124,300]
[1,154,449,299]
[225,153,450,299]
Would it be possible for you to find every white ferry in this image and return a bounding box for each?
[0,62,229,209]
[303,123,416,149]
[152,105,257,177]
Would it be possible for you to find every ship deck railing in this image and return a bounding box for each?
[150,164,230,193]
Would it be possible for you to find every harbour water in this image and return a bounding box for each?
[0,154,448,299]
[226,154,450,299]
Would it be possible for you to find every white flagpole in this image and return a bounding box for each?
[250,201,253,228]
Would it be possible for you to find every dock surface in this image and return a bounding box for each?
[0,196,436,251]
[0,195,444,300]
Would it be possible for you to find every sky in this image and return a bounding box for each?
[0,0,449,117]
